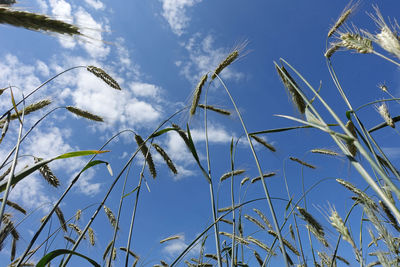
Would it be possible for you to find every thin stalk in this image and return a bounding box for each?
[330,202,358,267]
[328,60,400,184]
[282,159,306,266]
[0,104,24,230]
[61,108,186,266]
[124,149,147,266]
[0,107,62,171]
[372,51,400,67]
[229,139,236,267]
[214,74,289,267]
[281,59,400,223]
[0,66,85,122]
[203,81,223,267]
[107,132,135,267]
[16,129,138,266]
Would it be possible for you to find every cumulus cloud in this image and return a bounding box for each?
[179,34,244,83]
[160,0,202,36]
[129,82,161,98]
[84,0,105,10]
[162,234,201,256]
[75,7,110,58]
[10,175,54,211]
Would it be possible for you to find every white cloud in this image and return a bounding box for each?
[49,0,73,23]
[84,0,105,10]
[191,125,233,143]
[36,60,50,77]
[10,175,53,211]
[180,34,244,83]
[160,0,202,36]
[69,70,161,128]
[75,7,110,59]
[129,82,161,98]
[162,234,201,256]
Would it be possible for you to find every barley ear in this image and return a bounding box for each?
[66,106,104,122]
[152,143,177,175]
[54,207,67,232]
[198,104,231,116]
[87,66,121,90]
[212,50,239,79]
[135,134,157,179]
[0,7,80,35]
[276,64,306,114]
[289,156,316,169]
[34,157,60,188]
[190,74,207,117]
[251,134,276,152]
[103,205,119,230]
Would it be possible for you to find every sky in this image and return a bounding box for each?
[0,0,400,266]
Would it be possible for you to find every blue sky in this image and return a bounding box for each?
[0,0,400,266]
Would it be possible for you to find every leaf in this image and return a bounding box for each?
[55,150,109,159]
[0,150,110,192]
[285,196,293,212]
[122,186,139,199]
[150,127,175,138]
[82,160,112,175]
[0,158,52,192]
[36,249,100,267]
[10,87,22,124]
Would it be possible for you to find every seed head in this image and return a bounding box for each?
[376,102,395,128]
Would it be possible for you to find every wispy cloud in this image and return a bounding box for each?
[159,0,202,36]
[179,34,244,83]
[84,0,105,10]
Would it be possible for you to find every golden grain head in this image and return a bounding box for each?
[365,6,400,59]
[340,32,373,54]
[376,102,395,128]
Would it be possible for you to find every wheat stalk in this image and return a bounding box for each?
[244,214,266,230]
[253,208,273,230]
[311,148,339,156]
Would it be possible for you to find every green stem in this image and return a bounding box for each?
[214,74,289,267]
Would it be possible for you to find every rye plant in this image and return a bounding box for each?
[0,2,399,267]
